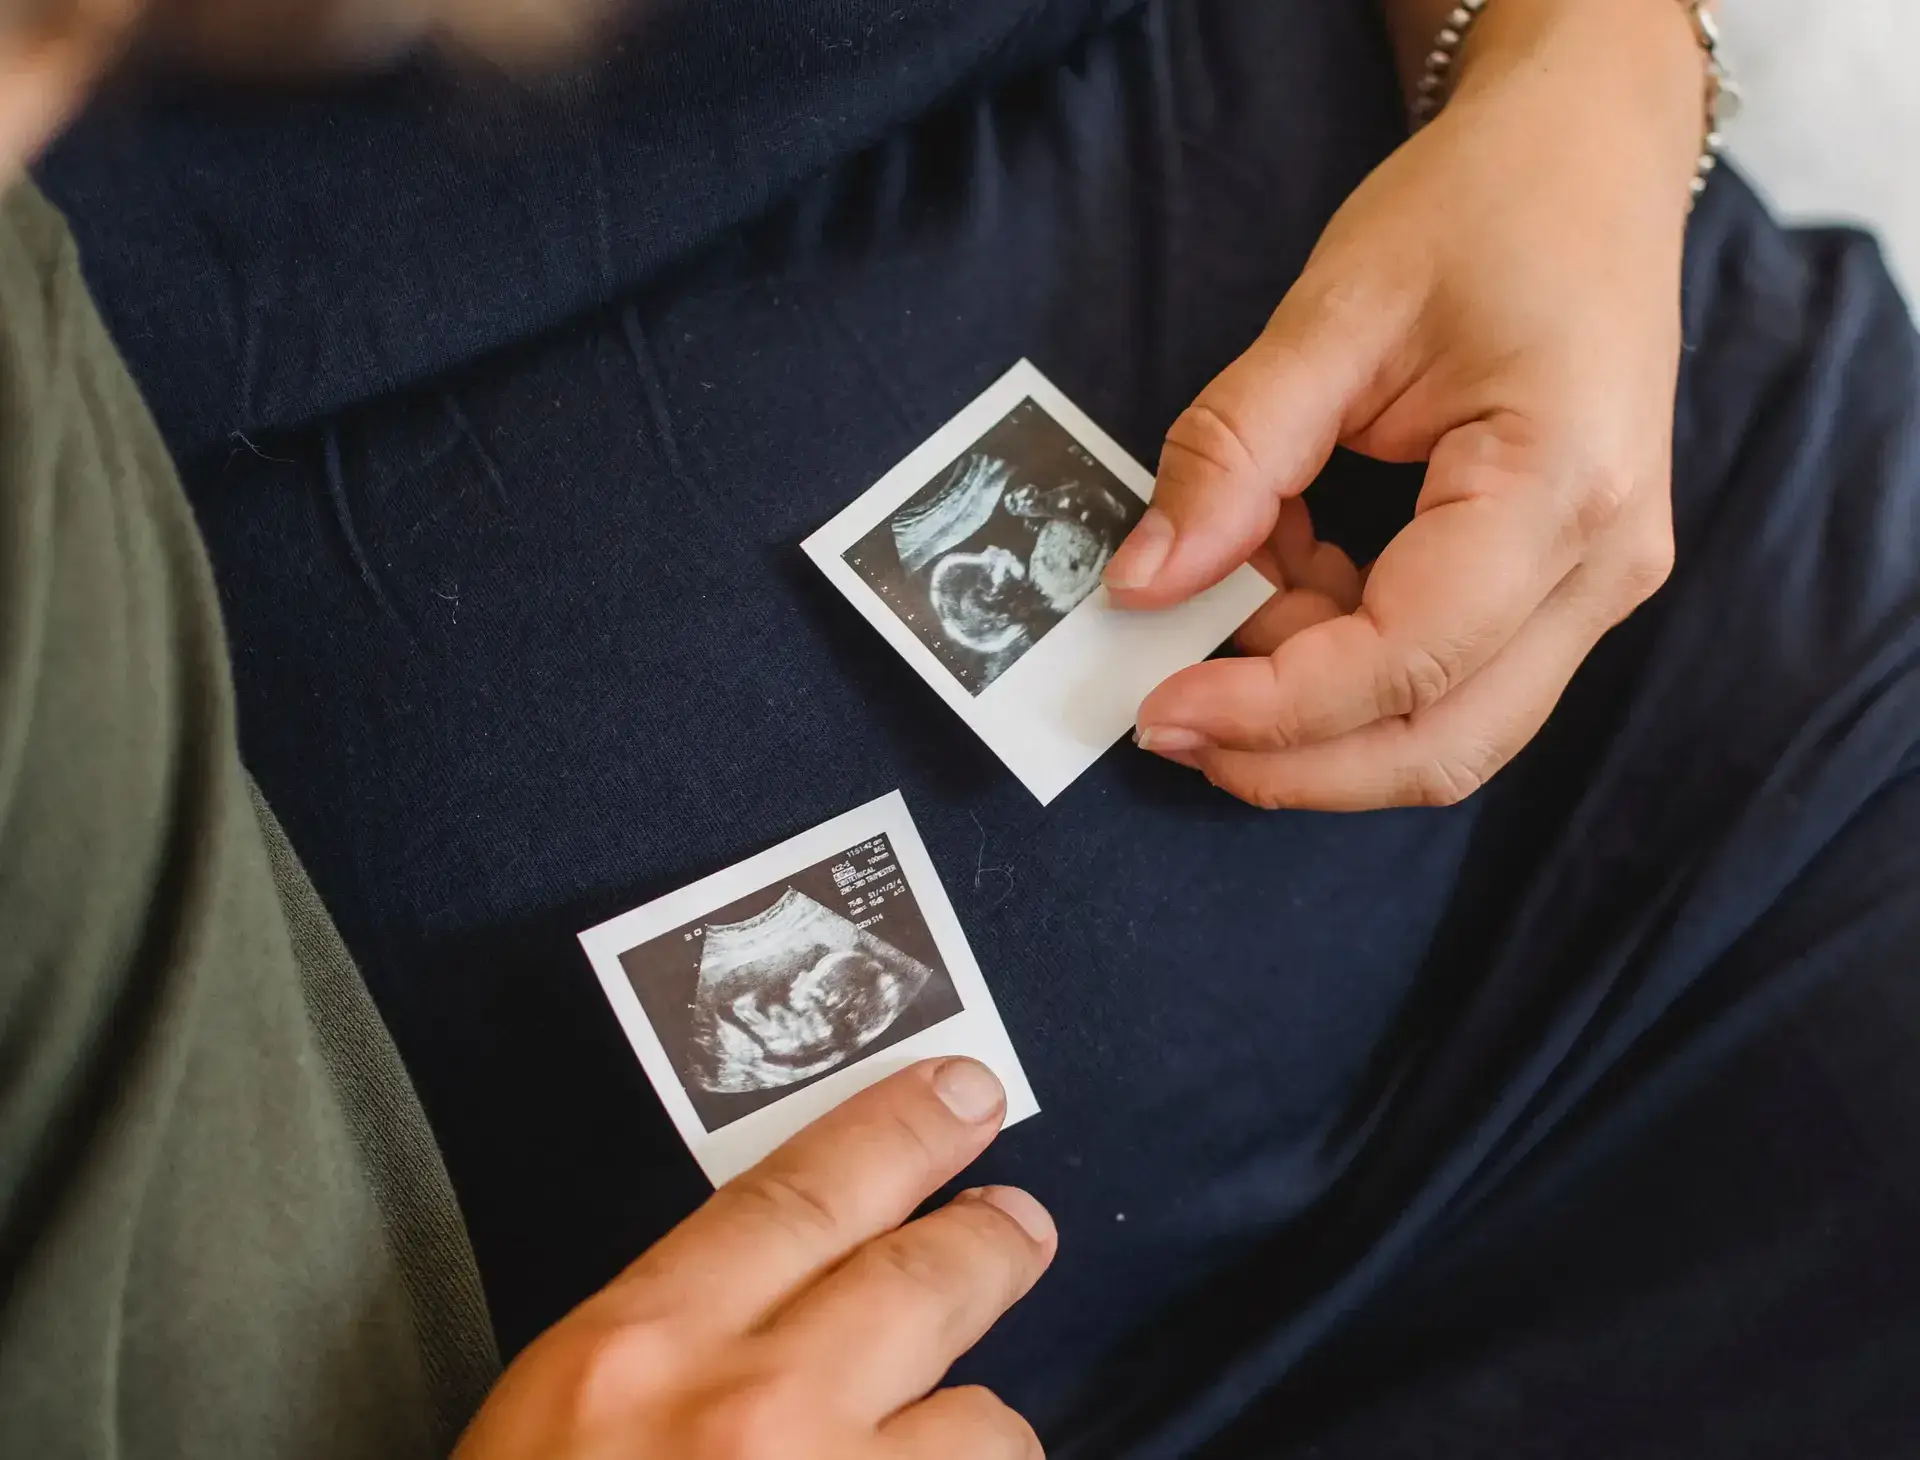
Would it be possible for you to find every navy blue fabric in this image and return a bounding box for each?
[45,0,1150,460]
[37,1,1920,1455]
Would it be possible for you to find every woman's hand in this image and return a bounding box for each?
[1107,0,1707,811]
[453,1060,1053,1460]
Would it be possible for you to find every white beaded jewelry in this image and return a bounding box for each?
[1409,0,1741,215]
[1682,1,1742,208]
[1408,0,1489,130]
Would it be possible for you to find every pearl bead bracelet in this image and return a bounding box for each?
[1409,0,1741,214]
[1408,0,1491,130]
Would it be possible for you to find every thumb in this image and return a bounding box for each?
[1105,279,1394,609]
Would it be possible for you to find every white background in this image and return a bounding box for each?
[1725,3,1918,313]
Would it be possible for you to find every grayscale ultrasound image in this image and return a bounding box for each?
[619,836,965,1131]
[845,398,1145,694]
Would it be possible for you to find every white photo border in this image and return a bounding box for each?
[578,791,1039,1185]
[804,360,1273,804]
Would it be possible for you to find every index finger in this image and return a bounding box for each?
[607,1059,1007,1334]
[764,1186,1056,1420]
[1137,420,1597,751]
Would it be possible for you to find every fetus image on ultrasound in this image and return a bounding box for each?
[688,889,932,1093]
[620,836,965,1130]
[846,398,1145,694]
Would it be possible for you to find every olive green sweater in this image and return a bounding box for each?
[0,181,498,1459]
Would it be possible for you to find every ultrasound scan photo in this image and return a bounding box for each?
[619,835,966,1130]
[844,398,1146,695]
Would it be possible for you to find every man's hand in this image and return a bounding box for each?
[1107,0,1705,811]
[454,1059,1054,1460]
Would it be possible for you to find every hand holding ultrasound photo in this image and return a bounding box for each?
[806,362,1273,802]
[579,794,1037,1183]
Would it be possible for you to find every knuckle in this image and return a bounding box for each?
[870,1227,964,1295]
[1245,782,1298,813]
[684,1376,803,1460]
[949,1386,1045,1458]
[1377,642,1455,720]
[1429,453,1505,508]
[1311,272,1375,327]
[724,1167,845,1247]
[1204,763,1295,813]
[875,1101,948,1175]
[1281,265,1383,344]
[1161,400,1259,485]
[559,1317,682,1429]
[872,1218,996,1304]
[867,1205,1026,1309]
[1399,749,1493,808]
[1617,529,1676,606]
[1570,464,1635,542]
[1258,656,1309,750]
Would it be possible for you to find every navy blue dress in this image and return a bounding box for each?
[40,2,1920,1454]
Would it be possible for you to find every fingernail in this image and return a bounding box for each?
[1135,725,1213,754]
[973,1186,1057,1245]
[1104,507,1175,591]
[933,1059,1005,1123]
